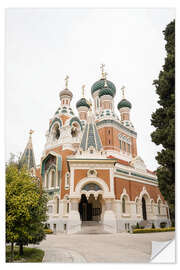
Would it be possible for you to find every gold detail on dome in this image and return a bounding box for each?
[82,84,85,97]
[65,75,69,88]
[121,85,125,99]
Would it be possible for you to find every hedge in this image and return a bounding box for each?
[133,227,175,234]
[44,229,53,234]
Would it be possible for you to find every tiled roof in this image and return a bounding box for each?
[107,155,130,166]
[80,122,102,151]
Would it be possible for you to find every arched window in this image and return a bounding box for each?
[136,198,139,214]
[120,140,122,149]
[52,123,60,140]
[142,197,147,220]
[65,172,70,189]
[151,200,154,214]
[51,170,55,187]
[56,197,59,214]
[158,200,161,215]
[46,172,50,188]
[67,202,69,213]
[122,197,126,213]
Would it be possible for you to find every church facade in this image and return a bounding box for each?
[22,65,171,233]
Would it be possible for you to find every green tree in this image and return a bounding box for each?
[151,20,175,224]
[6,163,48,261]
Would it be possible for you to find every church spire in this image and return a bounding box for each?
[20,130,36,172]
[80,108,102,152]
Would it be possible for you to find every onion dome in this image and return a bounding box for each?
[117,98,132,110]
[91,79,116,97]
[59,88,73,99]
[99,86,114,98]
[76,97,90,109]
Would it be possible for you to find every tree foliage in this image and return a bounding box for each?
[6,163,48,260]
[151,20,175,223]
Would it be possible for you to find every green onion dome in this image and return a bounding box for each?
[91,79,116,96]
[76,98,90,109]
[99,87,114,98]
[117,99,132,110]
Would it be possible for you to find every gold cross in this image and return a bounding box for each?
[121,86,125,99]
[65,75,69,88]
[100,63,105,75]
[29,129,34,137]
[82,85,85,97]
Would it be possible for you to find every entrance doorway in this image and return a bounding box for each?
[142,197,147,220]
[78,194,102,223]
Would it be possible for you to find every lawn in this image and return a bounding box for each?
[6,246,44,262]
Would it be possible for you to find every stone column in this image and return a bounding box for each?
[103,199,117,233]
[67,198,81,234]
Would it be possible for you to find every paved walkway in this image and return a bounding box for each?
[31,230,175,263]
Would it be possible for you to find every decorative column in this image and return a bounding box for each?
[67,197,81,234]
[103,198,117,233]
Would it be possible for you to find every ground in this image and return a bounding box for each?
[30,224,175,263]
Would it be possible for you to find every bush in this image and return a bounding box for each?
[136,222,139,229]
[133,227,175,234]
[44,229,53,234]
[160,222,167,228]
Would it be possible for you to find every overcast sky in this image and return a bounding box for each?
[5,8,175,170]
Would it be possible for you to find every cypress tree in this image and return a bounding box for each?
[151,20,175,224]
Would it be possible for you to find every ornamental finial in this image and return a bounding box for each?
[65,75,69,88]
[82,84,85,97]
[121,86,125,99]
[100,63,105,79]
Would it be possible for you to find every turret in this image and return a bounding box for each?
[76,85,90,121]
[91,64,116,113]
[117,86,132,123]
[59,75,73,107]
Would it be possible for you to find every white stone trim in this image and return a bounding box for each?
[139,187,151,201]
[75,176,109,194]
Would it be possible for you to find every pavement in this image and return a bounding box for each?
[31,226,175,263]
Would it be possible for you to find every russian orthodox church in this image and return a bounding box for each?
[21,65,171,233]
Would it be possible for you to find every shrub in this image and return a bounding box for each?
[136,222,140,229]
[133,227,175,234]
[160,222,167,228]
[44,229,53,234]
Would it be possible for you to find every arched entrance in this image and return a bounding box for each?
[142,197,147,220]
[78,194,102,223]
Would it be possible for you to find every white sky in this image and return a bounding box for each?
[5,8,175,170]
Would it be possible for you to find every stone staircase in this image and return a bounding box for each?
[77,221,110,234]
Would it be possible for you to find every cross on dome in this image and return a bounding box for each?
[29,129,34,138]
[65,75,69,88]
[121,86,125,99]
[100,63,106,79]
[82,84,85,97]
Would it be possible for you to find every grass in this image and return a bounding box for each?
[6,245,44,262]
